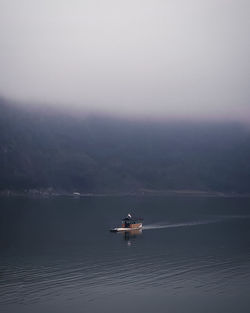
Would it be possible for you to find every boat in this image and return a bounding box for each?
[110,214,143,232]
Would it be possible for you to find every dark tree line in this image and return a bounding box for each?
[1,97,250,193]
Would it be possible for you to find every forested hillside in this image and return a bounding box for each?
[1,97,250,194]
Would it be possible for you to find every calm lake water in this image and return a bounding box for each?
[0,196,250,313]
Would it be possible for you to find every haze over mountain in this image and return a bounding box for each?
[0,0,250,120]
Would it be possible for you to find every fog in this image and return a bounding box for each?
[0,0,249,120]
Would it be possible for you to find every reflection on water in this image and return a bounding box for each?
[121,229,142,246]
[0,196,250,313]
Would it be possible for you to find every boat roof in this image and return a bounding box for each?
[122,217,143,222]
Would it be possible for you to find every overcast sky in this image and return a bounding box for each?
[0,0,249,120]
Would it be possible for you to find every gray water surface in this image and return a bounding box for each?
[0,196,250,313]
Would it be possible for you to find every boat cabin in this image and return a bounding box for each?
[122,216,143,229]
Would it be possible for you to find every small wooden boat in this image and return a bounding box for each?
[110,214,143,232]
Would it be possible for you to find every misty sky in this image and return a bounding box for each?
[0,0,249,120]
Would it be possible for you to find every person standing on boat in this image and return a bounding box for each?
[124,213,132,228]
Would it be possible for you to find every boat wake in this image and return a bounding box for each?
[143,214,250,231]
[142,220,218,230]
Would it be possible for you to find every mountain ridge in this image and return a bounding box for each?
[1,97,250,194]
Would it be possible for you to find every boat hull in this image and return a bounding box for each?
[110,225,142,232]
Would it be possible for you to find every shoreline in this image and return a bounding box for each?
[1,189,250,198]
